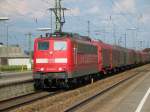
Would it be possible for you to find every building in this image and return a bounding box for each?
[0,44,31,69]
[143,48,150,53]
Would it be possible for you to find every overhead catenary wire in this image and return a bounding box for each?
[109,0,137,27]
[41,0,51,4]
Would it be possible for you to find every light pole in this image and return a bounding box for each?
[0,17,9,43]
[25,33,32,65]
[109,16,117,45]
[123,33,127,48]
[87,20,90,37]
[118,37,122,46]
[51,10,53,34]
[138,40,144,50]
[6,25,8,47]
[119,33,127,48]
[0,17,9,72]
[95,29,109,42]
[127,28,137,49]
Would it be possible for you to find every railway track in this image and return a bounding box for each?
[0,90,61,112]
[0,79,34,102]
[10,65,149,112]
[1,65,149,112]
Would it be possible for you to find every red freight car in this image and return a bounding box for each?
[93,40,112,74]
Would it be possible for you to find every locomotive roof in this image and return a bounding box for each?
[37,32,92,42]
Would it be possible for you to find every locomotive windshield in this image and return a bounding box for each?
[38,41,49,50]
[54,41,67,51]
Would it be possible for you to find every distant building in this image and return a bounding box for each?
[143,48,150,53]
[0,42,4,47]
[0,45,31,69]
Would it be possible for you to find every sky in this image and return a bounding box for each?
[0,0,150,51]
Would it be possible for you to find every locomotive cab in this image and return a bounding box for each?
[33,36,71,88]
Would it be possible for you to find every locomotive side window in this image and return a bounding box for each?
[54,41,67,51]
[38,41,49,50]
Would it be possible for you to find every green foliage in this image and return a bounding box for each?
[0,65,27,72]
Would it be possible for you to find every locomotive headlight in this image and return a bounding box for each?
[40,68,44,71]
[49,51,53,55]
[58,67,63,71]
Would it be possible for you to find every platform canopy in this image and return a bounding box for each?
[37,27,52,31]
[0,17,9,21]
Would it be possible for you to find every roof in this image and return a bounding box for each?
[0,46,28,58]
[143,48,150,53]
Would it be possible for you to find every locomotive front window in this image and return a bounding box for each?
[38,41,49,50]
[54,41,67,51]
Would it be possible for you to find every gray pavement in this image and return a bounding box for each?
[74,71,150,112]
[113,72,150,112]
[0,71,32,77]
[142,95,150,112]
[0,71,33,86]
[0,71,32,79]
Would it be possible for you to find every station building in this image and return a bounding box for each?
[0,43,31,69]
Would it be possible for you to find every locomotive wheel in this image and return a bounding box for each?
[34,80,45,90]
[34,80,41,90]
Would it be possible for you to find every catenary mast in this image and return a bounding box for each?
[50,0,67,33]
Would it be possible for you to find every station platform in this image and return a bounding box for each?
[75,66,150,112]
[0,72,33,86]
[113,71,150,112]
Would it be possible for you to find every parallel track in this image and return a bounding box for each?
[1,65,149,112]
[0,90,61,112]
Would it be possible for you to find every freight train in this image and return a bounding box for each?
[33,33,150,89]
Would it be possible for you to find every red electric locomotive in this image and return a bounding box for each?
[33,33,99,89]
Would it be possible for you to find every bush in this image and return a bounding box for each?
[0,65,27,72]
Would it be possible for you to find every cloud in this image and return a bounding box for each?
[83,1,109,17]
[140,13,150,24]
[113,0,136,13]
[66,8,81,16]
[66,0,83,3]
[0,0,54,19]
[88,6,100,14]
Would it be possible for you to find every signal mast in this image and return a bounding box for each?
[49,0,67,33]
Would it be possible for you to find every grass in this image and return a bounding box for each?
[0,65,28,72]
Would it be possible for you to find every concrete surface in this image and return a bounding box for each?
[0,72,33,86]
[0,71,32,76]
[0,71,34,101]
[114,72,150,112]
[74,70,150,112]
